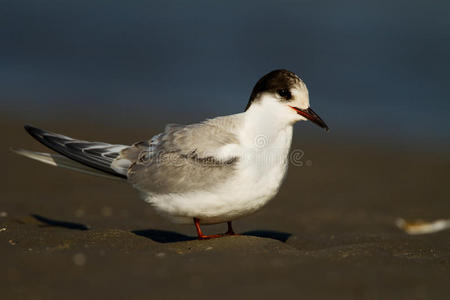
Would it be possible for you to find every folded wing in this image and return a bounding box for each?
[125,115,243,194]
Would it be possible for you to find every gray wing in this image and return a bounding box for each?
[116,115,243,194]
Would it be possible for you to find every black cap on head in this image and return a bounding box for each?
[245,69,301,111]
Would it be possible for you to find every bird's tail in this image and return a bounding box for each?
[12,125,129,180]
[11,148,123,180]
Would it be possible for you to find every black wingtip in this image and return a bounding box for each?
[24,125,44,142]
[22,124,128,179]
[24,124,40,136]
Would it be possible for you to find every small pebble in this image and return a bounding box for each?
[8,239,16,245]
[0,227,7,232]
[72,253,87,266]
[0,211,8,217]
[205,246,213,251]
[156,252,166,258]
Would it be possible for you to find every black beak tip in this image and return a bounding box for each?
[291,106,330,132]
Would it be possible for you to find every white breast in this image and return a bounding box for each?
[213,125,293,222]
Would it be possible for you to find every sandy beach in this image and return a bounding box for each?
[1,118,449,299]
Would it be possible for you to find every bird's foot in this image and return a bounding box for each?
[197,233,225,240]
[194,218,240,240]
[224,229,240,236]
[197,233,240,240]
[224,221,240,236]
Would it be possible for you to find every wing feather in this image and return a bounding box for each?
[125,115,243,194]
[24,125,128,178]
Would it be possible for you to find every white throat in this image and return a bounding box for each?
[241,96,295,150]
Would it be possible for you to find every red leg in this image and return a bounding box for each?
[193,218,240,240]
[193,218,223,240]
[225,221,239,236]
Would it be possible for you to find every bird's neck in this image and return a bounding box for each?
[240,102,294,151]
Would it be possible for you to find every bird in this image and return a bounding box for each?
[12,69,329,240]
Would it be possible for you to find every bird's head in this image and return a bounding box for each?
[245,69,329,131]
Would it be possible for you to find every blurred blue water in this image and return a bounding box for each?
[1,0,449,145]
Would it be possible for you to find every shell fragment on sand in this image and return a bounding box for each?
[396,218,450,235]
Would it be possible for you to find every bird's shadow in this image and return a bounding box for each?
[132,229,196,243]
[29,214,291,244]
[132,229,291,243]
[31,214,89,230]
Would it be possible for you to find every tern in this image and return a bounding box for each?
[13,69,329,239]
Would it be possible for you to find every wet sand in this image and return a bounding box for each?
[1,118,449,299]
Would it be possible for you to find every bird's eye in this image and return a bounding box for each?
[277,89,291,99]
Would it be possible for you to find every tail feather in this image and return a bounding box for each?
[11,148,123,180]
[21,125,128,179]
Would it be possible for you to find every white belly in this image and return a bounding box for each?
[142,163,288,224]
